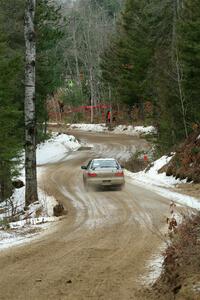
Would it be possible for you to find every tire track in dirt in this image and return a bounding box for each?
[0,132,171,300]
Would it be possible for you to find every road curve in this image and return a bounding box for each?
[0,132,170,300]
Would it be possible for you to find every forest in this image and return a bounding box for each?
[0,0,200,202]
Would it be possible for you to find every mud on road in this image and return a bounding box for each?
[0,131,171,300]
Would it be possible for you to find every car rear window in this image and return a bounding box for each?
[91,160,119,169]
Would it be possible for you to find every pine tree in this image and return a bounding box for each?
[101,0,200,151]
[0,0,67,202]
[0,0,24,202]
[101,0,153,111]
[36,0,66,132]
[179,0,200,127]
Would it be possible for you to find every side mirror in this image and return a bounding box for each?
[81,166,87,170]
[121,165,125,169]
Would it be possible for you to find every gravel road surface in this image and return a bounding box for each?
[0,132,170,300]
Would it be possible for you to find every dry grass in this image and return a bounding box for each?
[143,212,200,300]
[123,151,148,172]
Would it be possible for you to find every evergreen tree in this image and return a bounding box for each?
[0,0,66,202]
[36,0,66,132]
[101,0,153,109]
[101,0,200,151]
[0,0,24,201]
[89,0,122,17]
[179,0,200,127]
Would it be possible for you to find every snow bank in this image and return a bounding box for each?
[0,132,81,250]
[126,155,200,210]
[67,123,156,136]
[0,132,80,218]
[0,186,59,251]
[37,133,81,164]
[113,125,156,135]
[132,155,183,188]
[135,126,156,134]
[140,244,165,286]
[70,123,107,132]
[0,219,58,251]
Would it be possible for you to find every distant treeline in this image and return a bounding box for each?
[101,0,200,151]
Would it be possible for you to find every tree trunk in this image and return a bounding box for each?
[24,0,38,206]
[172,0,188,138]
[72,16,81,87]
[89,67,94,123]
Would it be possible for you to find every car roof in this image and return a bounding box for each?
[92,158,116,161]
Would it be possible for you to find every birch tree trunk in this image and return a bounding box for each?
[24,0,38,206]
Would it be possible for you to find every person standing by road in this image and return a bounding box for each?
[106,110,111,124]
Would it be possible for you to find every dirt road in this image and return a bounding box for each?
[0,132,171,300]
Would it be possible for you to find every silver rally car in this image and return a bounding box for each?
[81,158,125,190]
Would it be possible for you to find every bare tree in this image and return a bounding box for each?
[61,0,118,121]
[24,0,38,206]
[172,0,188,138]
[77,1,114,121]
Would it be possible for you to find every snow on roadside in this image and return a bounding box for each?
[64,123,156,136]
[139,244,165,287]
[0,132,81,250]
[113,125,156,135]
[0,220,58,251]
[37,132,81,165]
[0,184,59,251]
[129,155,184,189]
[131,155,200,287]
[126,155,200,210]
[70,123,107,132]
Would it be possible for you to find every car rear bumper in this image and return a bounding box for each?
[86,177,125,187]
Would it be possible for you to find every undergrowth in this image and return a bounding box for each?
[149,209,200,300]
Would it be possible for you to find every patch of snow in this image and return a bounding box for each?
[113,125,156,135]
[112,125,131,133]
[140,244,165,286]
[141,205,183,286]
[132,155,182,188]
[135,126,156,134]
[0,218,59,251]
[70,123,107,132]
[64,123,156,136]
[154,187,200,210]
[42,188,57,216]
[0,132,83,249]
[37,133,81,165]
[193,283,200,292]
[0,184,59,251]
[46,122,59,126]
[126,155,200,210]
[197,134,200,140]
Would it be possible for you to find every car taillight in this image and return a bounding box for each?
[115,171,124,177]
[87,172,97,177]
